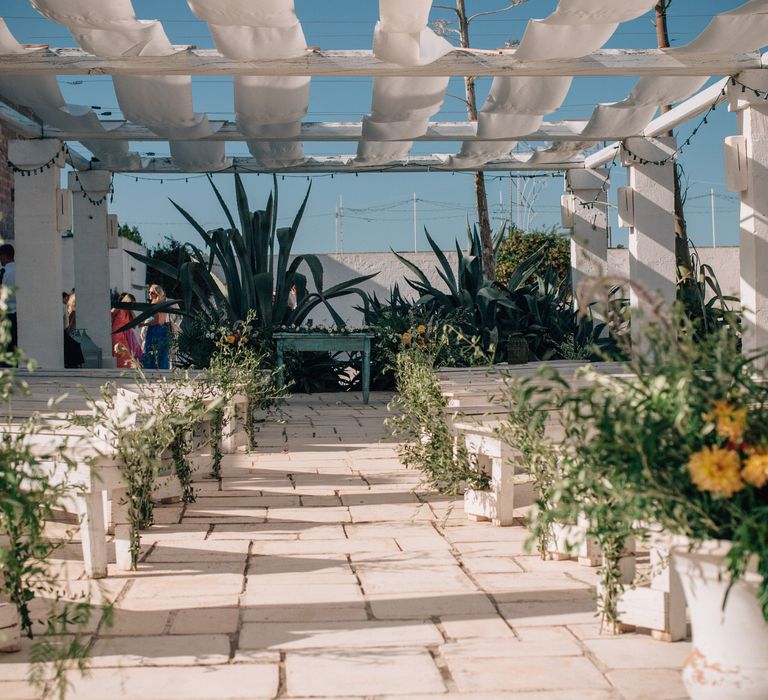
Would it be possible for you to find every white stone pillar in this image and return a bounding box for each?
[623,137,677,350]
[729,71,768,361]
[565,168,609,307]
[9,139,64,369]
[68,171,115,368]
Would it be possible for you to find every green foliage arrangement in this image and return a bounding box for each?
[387,328,490,494]
[523,302,768,625]
[203,312,285,463]
[0,286,100,698]
[84,372,213,568]
[496,226,571,288]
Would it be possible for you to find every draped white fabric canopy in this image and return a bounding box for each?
[0,0,767,172]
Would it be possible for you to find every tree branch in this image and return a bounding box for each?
[467,1,529,24]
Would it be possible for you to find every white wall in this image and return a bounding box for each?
[62,234,147,299]
[607,246,741,301]
[301,247,742,326]
[109,237,148,299]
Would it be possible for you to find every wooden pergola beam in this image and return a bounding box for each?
[32,119,595,142]
[86,155,584,174]
[0,48,760,78]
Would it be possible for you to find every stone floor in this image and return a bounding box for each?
[1,393,691,699]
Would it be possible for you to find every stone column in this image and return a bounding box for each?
[623,137,677,350]
[68,171,115,368]
[9,139,64,368]
[729,71,768,362]
[565,168,609,308]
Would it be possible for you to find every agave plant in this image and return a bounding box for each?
[123,174,377,334]
[391,223,544,356]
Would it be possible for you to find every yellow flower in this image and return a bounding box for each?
[401,332,411,345]
[225,335,236,344]
[706,401,748,443]
[417,324,426,334]
[742,451,768,489]
[687,446,744,498]
[240,336,249,344]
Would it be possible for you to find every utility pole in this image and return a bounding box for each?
[413,192,418,253]
[711,188,717,248]
[335,195,344,254]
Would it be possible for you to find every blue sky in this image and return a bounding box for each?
[2,0,749,253]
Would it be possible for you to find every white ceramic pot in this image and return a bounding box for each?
[672,542,768,700]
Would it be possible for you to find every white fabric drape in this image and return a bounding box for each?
[0,17,139,169]
[372,0,452,66]
[357,1,450,166]
[451,0,656,167]
[582,0,768,139]
[187,0,309,168]
[30,0,229,171]
[515,0,657,61]
[674,0,768,55]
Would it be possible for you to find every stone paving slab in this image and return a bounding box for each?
[285,650,447,696]
[4,392,689,699]
[239,620,443,651]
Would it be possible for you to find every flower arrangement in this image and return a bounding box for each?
[525,306,768,624]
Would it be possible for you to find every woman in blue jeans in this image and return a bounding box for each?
[142,284,171,369]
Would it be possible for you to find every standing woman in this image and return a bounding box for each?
[111,293,143,368]
[142,284,171,369]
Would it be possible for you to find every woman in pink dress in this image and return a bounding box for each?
[111,293,143,368]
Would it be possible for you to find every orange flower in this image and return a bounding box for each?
[402,332,411,345]
[705,401,748,443]
[687,446,744,498]
[225,334,236,344]
[417,324,426,334]
[742,450,768,489]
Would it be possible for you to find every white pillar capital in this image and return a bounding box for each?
[622,137,676,166]
[8,139,63,169]
[728,70,768,113]
[566,168,609,194]
[68,170,112,197]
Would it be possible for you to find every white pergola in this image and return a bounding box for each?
[1,0,767,368]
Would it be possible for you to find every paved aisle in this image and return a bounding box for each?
[1,394,689,699]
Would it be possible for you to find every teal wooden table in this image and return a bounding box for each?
[273,332,374,404]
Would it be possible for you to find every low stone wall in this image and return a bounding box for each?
[300,247,742,326]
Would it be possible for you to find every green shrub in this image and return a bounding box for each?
[496,226,571,288]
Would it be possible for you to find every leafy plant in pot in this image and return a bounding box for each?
[537,301,767,699]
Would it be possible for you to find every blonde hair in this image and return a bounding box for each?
[148,284,166,303]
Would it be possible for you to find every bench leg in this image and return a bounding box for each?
[112,488,133,571]
[220,404,237,455]
[491,456,515,526]
[77,491,108,579]
[362,345,371,404]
